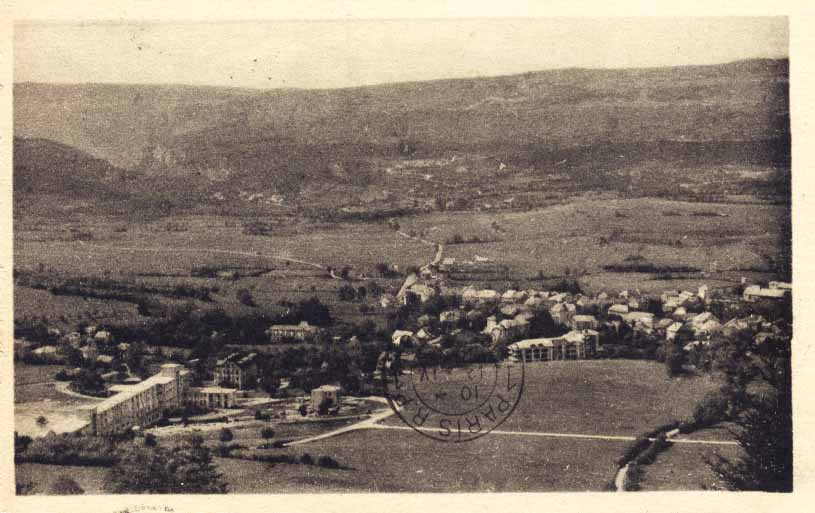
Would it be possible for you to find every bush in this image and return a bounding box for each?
[616,436,650,467]
[144,433,157,447]
[219,427,234,443]
[300,453,314,465]
[693,390,730,429]
[634,435,671,465]
[317,455,340,469]
[49,476,84,495]
[260,427,275,440]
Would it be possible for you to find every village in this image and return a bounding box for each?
[13,244,792,442]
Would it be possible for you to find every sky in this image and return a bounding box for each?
[14,17,788,90]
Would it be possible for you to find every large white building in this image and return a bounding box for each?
[508,330,598,363]
[87,364,190,436]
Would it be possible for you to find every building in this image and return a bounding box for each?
[550,302,576,326]
[392,330,416,347]
[214,353,258,389]
[311,385,341,412]
[403,284,437,305]
[507,330,596,363]
[607,304,630,318]
[440,310,463,324]
[743,285,790,302]
[572,314,598,331]
[266,321,318,342]
[86,364,190,436]
[188,386,238,409]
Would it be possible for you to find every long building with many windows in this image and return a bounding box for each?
[86,363,191,436]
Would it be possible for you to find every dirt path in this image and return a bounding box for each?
[76,240,328,271]
[284,407,397,447]
[52,381,105,401]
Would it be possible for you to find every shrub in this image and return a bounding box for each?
[49,476,84,495]
[616,436,650,467]
[317,455,340,469]
[693,390,730,429]
[219,428,234,443]
[300,453,314,465]
[634,435,671,465]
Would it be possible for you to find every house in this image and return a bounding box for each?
[476,289,500,303]
[501,290,528,304]
[392,330,416,347]
[416,328,433,341]
[439,310,463,324]
[743,285,789,302]
[188,386,238,409]
[65,332,83,347]
[214,353,258,389]
[80,343,98,361]
[33,345,59,359]
[572,314,598,331]
[94,331,112,343]
[672,306,688,320]
[311,385,341,413]
[622,312,655,330]
[403,284,437,304]
[550,302,576,326]
[607,304,630,318]
[14,339,33,359]
[666,322,684,341]
[485,316,530,345]
[96,355,114,366]
[266,321,318,342]
[462,286,479,304]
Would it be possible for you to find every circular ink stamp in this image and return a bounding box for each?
[382,359,524,442]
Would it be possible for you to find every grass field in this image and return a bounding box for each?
[636,434,743,491]
[16,464,110,495]
[383,360,722,436]
[217,432,628,493]
[13,196,787,330]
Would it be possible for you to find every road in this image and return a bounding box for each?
[285,403,738,448]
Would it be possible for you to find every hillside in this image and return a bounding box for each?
[13,59,790,211]
[13,137,127,197]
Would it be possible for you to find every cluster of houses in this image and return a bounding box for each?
[387,274,792,365]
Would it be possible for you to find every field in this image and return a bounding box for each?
[17,360,727,493]
[383,360,722,435]
[218,433,628,493]
[636,433,744,491]
[13,196,788,333]
[15,363,100,437]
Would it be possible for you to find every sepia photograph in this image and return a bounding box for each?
[9,14,793,498]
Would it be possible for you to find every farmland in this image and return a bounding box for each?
[13,195,787,333]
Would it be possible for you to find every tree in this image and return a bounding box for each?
[219,427,234,443]
[338,284,356,301]
[298,403,308,417]
[261,427,275,440]
[49,476,84,495]
[711,357,792,492]
[237,289,256,307]
[36,416,48,428]
[143,433,157,447]
[106,435,227,494]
